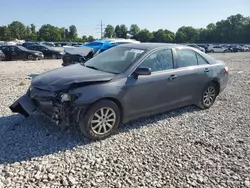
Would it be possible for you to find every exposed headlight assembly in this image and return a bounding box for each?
[60,93,81,102]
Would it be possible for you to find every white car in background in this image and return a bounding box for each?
[207,45,229,53]
[185,44,205,53]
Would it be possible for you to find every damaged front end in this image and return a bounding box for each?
[9,86,84,128]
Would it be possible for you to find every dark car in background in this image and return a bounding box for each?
[229,45,244,52]
[0,45,44,60]
[10,43,229,140]
[27,45,65,59]
[62,40,118,66]
[0,50,5,61]
[22,42,40,48]
[62,47,95,66]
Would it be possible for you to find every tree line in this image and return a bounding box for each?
[0,22,95,42]
[0,14,249,43]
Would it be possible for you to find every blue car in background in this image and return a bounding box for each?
[62,40,119,66]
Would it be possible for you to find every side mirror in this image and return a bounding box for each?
[134,67,151,76]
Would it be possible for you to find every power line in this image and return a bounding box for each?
[96,20,106,39]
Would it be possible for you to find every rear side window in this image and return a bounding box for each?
[176,49,209,68]
[196,53,208,65]
[176,49,197,68]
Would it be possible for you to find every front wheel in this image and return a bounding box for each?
[27,54,33,60]
[197,83,218,109]
[79,99,121,140]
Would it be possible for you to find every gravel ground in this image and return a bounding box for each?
[0,53,250,188]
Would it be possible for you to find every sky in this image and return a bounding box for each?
[1,0,250,38]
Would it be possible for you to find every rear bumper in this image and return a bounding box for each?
[219,72,229,93]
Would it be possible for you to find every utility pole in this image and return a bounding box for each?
[96,20,106,39]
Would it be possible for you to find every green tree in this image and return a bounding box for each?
[38,24,61,41]
[129,24,140,37]
[134,29,153,42]
[120,24,128,38]
[152,29,175,43]
[87,36,94,42]
[8,21,27,39]
[175,26,198,43]
[0,26,11,41]
[29,24,37,41]
[104,25,115,38]
[69,25,77,41]
[115,25,128,38]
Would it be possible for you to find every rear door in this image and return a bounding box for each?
[172,48,212,103]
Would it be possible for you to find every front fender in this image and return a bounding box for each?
[69,80,125,107]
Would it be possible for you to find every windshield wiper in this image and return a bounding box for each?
[85,65,100,71]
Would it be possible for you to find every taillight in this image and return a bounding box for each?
[224,66,229,72]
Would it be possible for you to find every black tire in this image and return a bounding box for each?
[211,50,215,53]
[52,54,57,59]
[197,82,218,110]
[27,54,33,60]
[79,99,121,140]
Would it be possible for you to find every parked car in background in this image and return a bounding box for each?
[0,50,5,61]
[185,43,205,53]
[0,45,44,60]
[22,42,40,48]
[40,42,56,47]
[62,39,140,67]
[27,44,65,59]
[207,45,229,53]
[62,46,95,66]
[229,45,244,52]
[10,43,229,140]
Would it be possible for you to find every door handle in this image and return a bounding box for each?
[204,68,210,73]
[169,74,177,80]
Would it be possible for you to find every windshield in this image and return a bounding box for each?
[84,46,146,74]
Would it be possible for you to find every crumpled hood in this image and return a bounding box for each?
[31,64,115,91]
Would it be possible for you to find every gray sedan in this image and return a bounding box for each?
[10,43,229,140]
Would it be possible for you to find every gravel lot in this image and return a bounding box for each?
[0,53,250,188]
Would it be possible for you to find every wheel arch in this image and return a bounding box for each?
[79,97,124,124]
[210,80,220,95]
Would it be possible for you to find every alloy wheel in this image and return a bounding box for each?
[27,55,33,60]
[91,107,116,135]
[203,86,216,107]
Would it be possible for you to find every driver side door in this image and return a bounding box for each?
[123,48,176,119]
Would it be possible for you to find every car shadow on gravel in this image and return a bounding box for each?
[0,113,91,164]
[119,105,199,133]
[0,106,199,164]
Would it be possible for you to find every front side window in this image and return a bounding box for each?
[84,46,146,74]
[176,49,198,68]
[138,49,173,72]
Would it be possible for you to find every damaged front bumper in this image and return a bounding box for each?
[9,93,37,117]
[9,88,85,127]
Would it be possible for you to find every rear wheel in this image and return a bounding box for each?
[197,83,218,109]
[211,50,215,53]
[79,99,121,140]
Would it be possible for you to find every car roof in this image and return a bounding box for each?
[118,43,181,50]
